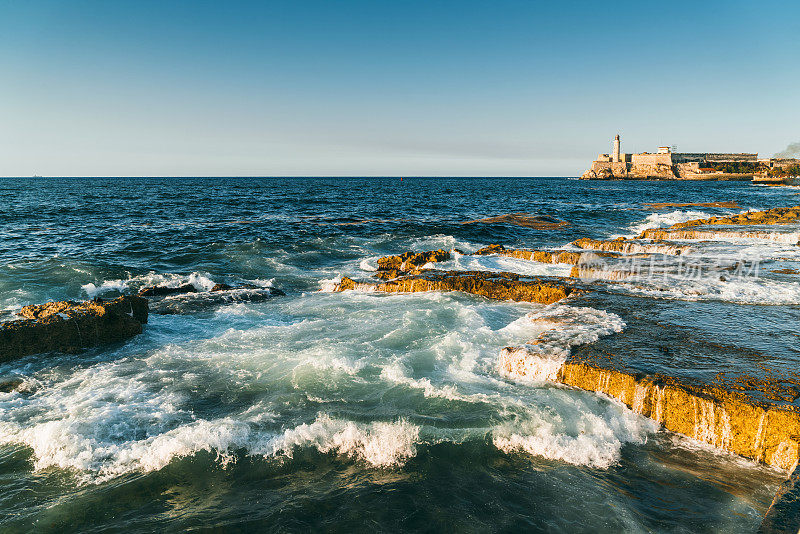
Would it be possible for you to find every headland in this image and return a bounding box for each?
[581,135,800,184]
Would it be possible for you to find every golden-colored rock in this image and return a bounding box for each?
[498,348,800,470]
[376,249,451,272]
[471,244,618,265]
[332,270,575,304]
[670,206,800,229]
[18,297,148,323]
[572,237,692,255]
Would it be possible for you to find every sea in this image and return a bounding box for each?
[1,176,799,532]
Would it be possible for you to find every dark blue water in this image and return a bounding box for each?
[1,177,798,532]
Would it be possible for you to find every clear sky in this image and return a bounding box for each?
[1,0,798,176]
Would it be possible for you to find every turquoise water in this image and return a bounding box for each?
[1,177,798,532]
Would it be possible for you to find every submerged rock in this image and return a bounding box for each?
[211,283,234,292]
[333,270,576,304]
[460,213,569,230]
[138,283,198,297]
[0,378,24,393]
[572,237,692,255]
[0,296,149,362]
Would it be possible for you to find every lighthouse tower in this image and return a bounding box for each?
[612,134,621,162]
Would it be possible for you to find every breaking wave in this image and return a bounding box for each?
[82,272,219,298]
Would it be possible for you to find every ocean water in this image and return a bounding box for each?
[0,176,798,532]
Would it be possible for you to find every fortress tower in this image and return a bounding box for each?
[613,134,621,162]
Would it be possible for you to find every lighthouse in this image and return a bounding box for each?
[613,134,621,162]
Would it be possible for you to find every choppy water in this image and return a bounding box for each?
[1,177,799,532]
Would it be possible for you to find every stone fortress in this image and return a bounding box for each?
[581,134,800,183]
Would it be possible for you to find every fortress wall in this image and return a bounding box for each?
[704,153,758,162]
[631,153,673,166]
[672,153,708,163]
[672,153,758,163]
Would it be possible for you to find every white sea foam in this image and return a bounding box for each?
[82,279,130,299]
[619,274,800,305]
[434,254,572,277]
[359,258,377,272]
[493,399,655,468]
[0,290,648,482]
[380,362,473,401]
[245,278,275,288]
[259,414,419,468]
[626,210,717,237]
[318,276,342,292]
[497,304,625,382]
[81,271,219,298]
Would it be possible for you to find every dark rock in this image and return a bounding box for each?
[0,378,24,393]
[147,287,283,315]
[137,284,197,297]
[211,283,234,292]
[0,296,149,363]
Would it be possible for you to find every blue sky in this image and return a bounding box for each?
[1,0,798,176]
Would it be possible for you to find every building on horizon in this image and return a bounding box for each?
[580,135,799,181]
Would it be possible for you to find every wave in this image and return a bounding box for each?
[0,291,653,482]
[616,274,800,305]
[433,253,572,277]
[82,272,219,298]
[626,210,719,237]
[497,304,625,382]
[492,397,655,468]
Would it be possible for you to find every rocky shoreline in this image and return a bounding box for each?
[331,205,800,527]
[6,204,800,527]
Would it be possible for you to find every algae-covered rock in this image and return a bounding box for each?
[0,378,24,393]
[333,270,575,304]
[0,296,149,362]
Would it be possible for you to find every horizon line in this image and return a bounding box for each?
[0,175,576,179]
